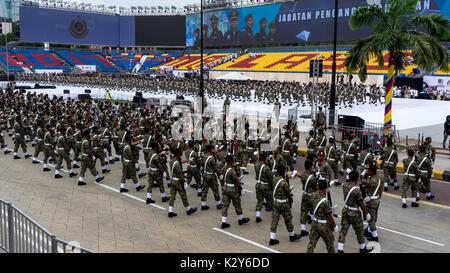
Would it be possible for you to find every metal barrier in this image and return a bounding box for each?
[332,123,399,153]
[0,199,93,253]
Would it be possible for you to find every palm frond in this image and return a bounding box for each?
[410,13,450,40]
[349,5,387,30]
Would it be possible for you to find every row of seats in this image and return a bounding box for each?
[138,53,182,73]
[159,53,233,70]
[57,51,119,73]
[212,50,418,75]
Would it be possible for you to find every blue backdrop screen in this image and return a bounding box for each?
[186,0,447,47]
[20,6,122,46]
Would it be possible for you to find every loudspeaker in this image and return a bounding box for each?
[0,74,15,81]
[78,94,91,101]
[63,90,70,94]
[85,89,91,94]
[133,96,146,104]
[338,115,365,128]
[309,60,323,78]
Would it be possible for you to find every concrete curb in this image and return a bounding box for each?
[297,147,450,182]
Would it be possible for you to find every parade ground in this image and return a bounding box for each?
[1,135,449,253]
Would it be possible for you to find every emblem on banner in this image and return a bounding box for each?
[69,16,89,39]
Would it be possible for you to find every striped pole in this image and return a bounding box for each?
[383,58,394,137]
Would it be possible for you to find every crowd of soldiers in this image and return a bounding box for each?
[16,73,385,108]
[0,86,437,253]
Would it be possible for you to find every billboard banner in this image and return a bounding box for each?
[20,6,120,46]
[76,65,96,72]
[135,16,186,47]
[186,0,446,47]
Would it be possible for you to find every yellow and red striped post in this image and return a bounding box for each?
[383,58,395,136]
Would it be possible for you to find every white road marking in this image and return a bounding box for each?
[362,223,445,246]
[213,227,281,253]
[376,226,445,246]
[96,183,166,210]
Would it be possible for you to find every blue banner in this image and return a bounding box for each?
[186,0,446,47]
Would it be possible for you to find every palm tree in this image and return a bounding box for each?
[344,0,449,135]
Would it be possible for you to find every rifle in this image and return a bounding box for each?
[326,187,338,217]
[361,183,367,221]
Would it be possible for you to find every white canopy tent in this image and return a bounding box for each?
[215,72,252,81]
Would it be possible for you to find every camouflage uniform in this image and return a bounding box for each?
[79,139,99,179]
[343,140,358,170]
[220,165,242,217]
[402,157,418,200]
[301,172,319,228]
[33,127,45,159]
[270,175,294,233]
[280,137,294,171]
[306,191,335,253]
[325,143,339,180]
[43,131,57,165]
[55,134,72,171]
[13,122,27,154]
[316,134,327,153]
[121,144,138,184]
[185,148,202,189]
[147,151,166,195]
[201,154,221,204]
[361,174,382,233]
[169,158,190,208]
[416,154,432,194]
[306,135,317,161]
[91,133,106,167]
[254,161,273,212]
[338,182,365,245]
[382,146,398,186]
[359,150,373,174]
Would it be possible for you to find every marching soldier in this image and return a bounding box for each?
[146,142,170,204]
[316,128,327,153]
[280,132,296,174]
[13,116,31,159]
[295,160,316,237]
[32,120,45,164]
[361,162,383,242]
[381,138,399,191]
[220,155,249,228]
[315,106,326,129]
[91,126,111,174]
[254,153,273,223]
[306,179,338,253]
[401,149,420,208]
[359,143,373,175]
[201,145,223,210]
[0,115,11,154]
[185,140,202,196]
[72,123,83,168]
[168,149,197,217]
[55,126,77,179]
[42,125,57,172]
[269,165,301,245]
[100,121,115,164]
[306,130,317,162]
[337,170,373,253]
[417,145,434,200]
[119,135,146,193]
[325,136,341,186]
[78,130,105,186]
[343,133,358,179]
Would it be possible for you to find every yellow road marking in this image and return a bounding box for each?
[383,192,450,210]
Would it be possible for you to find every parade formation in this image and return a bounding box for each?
[0,84,439,253]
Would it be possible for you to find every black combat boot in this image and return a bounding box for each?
[221,222,230,229]
[186,207,197,215]
[289,234,301,242]
[238,218,250,225]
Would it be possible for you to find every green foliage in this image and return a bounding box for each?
[344,0,450,82]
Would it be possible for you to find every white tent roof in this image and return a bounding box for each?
[215,72,252,81]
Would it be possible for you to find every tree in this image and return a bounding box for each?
[344,0,449,135]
